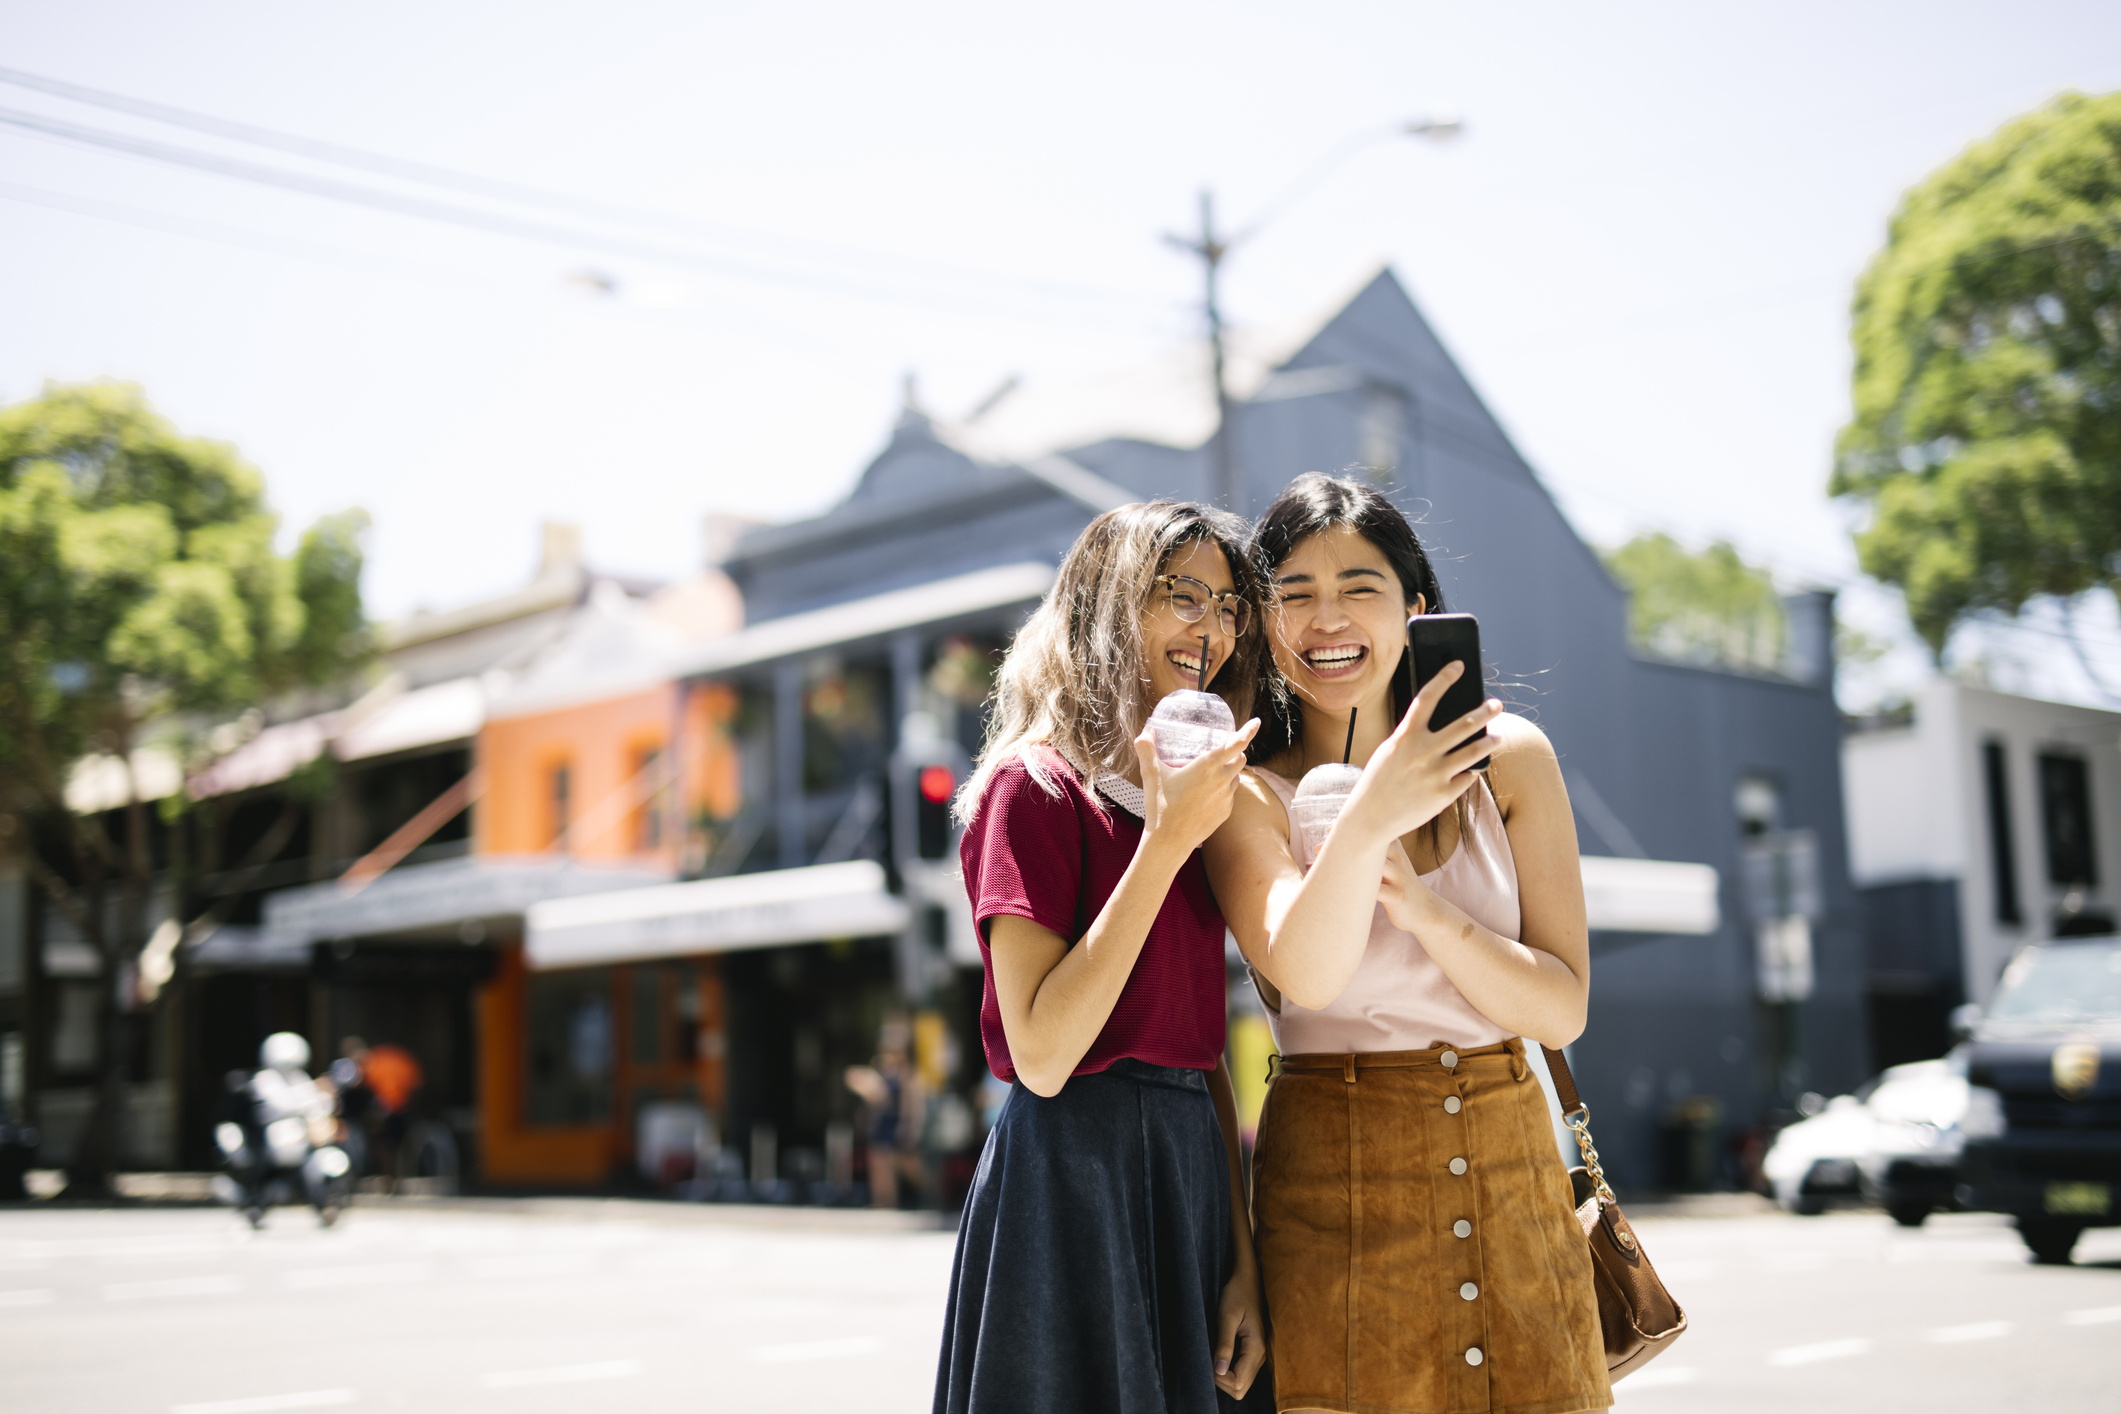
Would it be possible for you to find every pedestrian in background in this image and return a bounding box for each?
[335,1037,423,1191]
[844,1019,927,1209]
[933,501,1273,1413]
[1207,475,1608,1414]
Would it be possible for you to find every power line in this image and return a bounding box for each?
[0,177,970,384]
[0,64,1165,315]
[0,106,1178,334]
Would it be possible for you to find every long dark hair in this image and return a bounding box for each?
[1248,473,1447,765]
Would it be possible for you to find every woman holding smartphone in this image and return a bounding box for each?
[935,501,1274,1414]
[1205,475,1609,1414]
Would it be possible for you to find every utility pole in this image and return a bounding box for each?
[1164,116,1463,512]
[1166,191,1235,508]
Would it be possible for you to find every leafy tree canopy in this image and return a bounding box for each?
[1831,90,2121,655]
[0,380,368,808]
[1603,532,1786,674]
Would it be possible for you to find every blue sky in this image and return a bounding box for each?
[3,0,2118,708]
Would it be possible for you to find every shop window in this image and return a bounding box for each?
[802,659,889,794]
[633,967,665,1066]
[550,761,573,849]
[1983,741,2022,924]
[1,1031,23,1114]
[2038,753,2097,887]
[525,969,611,1125]
[636,747,665,852]
[50,982,99,1074]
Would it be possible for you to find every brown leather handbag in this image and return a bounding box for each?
[1541,1046,1688,1381]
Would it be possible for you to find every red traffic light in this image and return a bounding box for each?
[918,765,956,804]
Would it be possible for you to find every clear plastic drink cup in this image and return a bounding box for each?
[1290,763,1363,861]
[1149,689,1236,765]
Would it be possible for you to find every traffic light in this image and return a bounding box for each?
[916,763,957,860]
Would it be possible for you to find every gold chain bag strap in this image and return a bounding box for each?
[1540,1045,1688,1381]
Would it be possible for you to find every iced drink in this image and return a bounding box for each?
[1290,763,1362,861]
[1149,690,1236,765]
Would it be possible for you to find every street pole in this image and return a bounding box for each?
[1164,116,1463,512]
[1169,190,1234,507]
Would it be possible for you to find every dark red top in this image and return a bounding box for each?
[960,745,1228,1084]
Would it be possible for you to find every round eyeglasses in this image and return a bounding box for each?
[1153,574,1252,637]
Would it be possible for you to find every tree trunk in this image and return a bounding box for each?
[61,734,150,1200]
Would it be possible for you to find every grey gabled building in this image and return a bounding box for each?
[711,267,1863,1191]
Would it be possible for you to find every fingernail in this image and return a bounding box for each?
[1215,1360,1231,1375]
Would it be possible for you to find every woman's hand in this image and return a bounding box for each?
[1212,1259,1267,1399]
[1340,660,1499,844]
[1135,719,1261,854]
[1377,837,1432,935]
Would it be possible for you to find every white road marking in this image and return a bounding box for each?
[104,1275,241,1301]
[2063,1305,2121,1325]
[169,1390,355,1414]
[283,1263,430,1290]
[1927,1320,2013,1343]
[1617,1364,1697,1389]
[479,1360,642,1388]
[753,1335,885,1364]
[0,1287,54,1306]
[1769,1338,1873,1367]
[466,1252,596,1280]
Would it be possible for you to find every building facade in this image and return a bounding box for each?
[11,269,1864,1196]
[1844,677,2121,1068]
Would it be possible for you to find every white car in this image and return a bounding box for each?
[1763,1053,1970,1223]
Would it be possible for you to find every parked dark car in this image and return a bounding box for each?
[1957,934,2121,1264]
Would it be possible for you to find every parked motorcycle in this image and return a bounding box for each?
[212,1032,353,1229]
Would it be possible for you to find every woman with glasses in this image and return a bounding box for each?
[934,501,1275,1414]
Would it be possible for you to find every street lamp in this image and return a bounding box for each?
[1165,114,1464,507]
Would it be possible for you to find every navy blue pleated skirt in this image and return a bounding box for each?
[934,1058,1274,1414]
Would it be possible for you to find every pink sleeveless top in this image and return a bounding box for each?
[1253,767,1518,1054]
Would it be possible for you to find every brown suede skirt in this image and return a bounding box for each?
[1252,1039,1611,1414]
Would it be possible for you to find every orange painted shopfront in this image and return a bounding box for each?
[471,682,742,1186]
[477,943,726,1186]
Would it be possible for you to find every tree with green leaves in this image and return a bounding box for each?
[1602,532,1787,673]
[0,382,367,1194]
[1831,90,2121,668]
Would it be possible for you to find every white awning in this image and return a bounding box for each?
[526,860,911,971]
[1580,856,1720,935]
[671,562,1053,679]
[264,855,670,943]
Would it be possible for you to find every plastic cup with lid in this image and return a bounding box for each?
[1290,762,1362,861]
[1149,689,1236,765]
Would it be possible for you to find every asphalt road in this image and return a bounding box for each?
[1,1199,2116,1413]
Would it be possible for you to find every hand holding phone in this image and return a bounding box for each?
[1408,612,1492,770]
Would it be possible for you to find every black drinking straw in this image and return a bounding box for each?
[1198,634,1208,692]
[1342,707,1358,764]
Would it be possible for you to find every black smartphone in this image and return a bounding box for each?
[1408,612,1491,770]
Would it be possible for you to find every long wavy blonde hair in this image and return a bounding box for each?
[957,500,1266,823]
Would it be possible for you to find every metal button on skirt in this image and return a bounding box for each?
[1252,1039,1611,1414]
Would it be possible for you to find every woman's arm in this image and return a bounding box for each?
[1205,665,1497,1010]
[1205,1058,1265,1397]
[1377,714,1590,1047]
[988,722,1259,1097]
[1203,776,1375,1009]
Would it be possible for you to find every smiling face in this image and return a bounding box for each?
[1141,537,1244,702]
[1269,524,1424,716]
